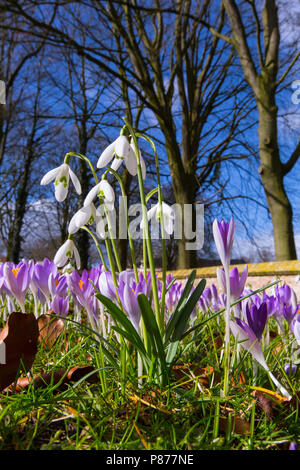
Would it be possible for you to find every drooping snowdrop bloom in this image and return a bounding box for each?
[84,180,115,211]
[140,202,175,235]
[40,163,81,202]
[97,135,146,179]
[68,202,97,234]
[54,239,81,270]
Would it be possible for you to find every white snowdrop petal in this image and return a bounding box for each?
[75,205,92,227]
[55,182,68,202]
[97,141,116,168]
[40,166,60,185]
[54,240,72,267]
[84,184,101,207]
[69,167,82,195]
[100,180,115,203]
[114,135,130,158]
[163,214,174,235]
[125,147,138,176]
[73,243,81,270]
[68,216,79,234]
[140,155,146,180]
[111,157,123,171]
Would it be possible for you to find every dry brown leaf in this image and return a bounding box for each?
[0,312,39,391]
[219,415,250,434]
[13,365,100,392]
[38,312,64,350]
[172,364,216,389]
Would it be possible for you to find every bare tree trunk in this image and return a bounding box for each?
[6,148,33,262]
[257,83,296,259]
[221,0,299,260]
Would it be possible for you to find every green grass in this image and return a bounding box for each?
[0,311,298,450]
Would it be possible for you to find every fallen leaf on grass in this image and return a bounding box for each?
[172,364,216,389]
[219,415,250,435]
[38,312,65,350]
[13,366,100,392]
[252,387,295,421]
[0,312,39,391]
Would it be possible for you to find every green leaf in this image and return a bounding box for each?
[137,293,169,384]
[171,279,206,341]
[164,269,196,343]
[96,293,147,356]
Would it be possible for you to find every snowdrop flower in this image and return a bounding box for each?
[84,180,115,211]
[54,239,81,270]
[40,163,81,202]
[97,135,146,179]
[68,202,97,234]
[140,202,175,235]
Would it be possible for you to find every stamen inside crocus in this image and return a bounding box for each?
[78,280,84,291]
[55,279,59,287]
[12,268,19,278]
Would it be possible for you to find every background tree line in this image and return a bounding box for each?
[0,0,299,269]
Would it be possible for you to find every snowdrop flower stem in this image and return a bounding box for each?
[223,266,231,396]
[81,226,108,271]
[123,118,161,329]
[106,167,139,283]
[65,152,99,185]
[137,132,167,323]
[103,204,122,273]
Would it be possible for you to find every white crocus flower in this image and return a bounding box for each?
[40,163,82,202]
[97,135,146,179]
[54,239,81,270]
[68,203,96,234]
[84,180,115,210]
[140,202,175,235]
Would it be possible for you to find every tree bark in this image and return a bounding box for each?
[257,76,297,259]
[222,0,298,260]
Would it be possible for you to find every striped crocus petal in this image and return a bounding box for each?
[213,218,235,269]
[230,318,268,370]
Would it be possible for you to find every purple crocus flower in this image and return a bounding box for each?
[282,304,298,325]
[68,268,99,308]
[211,284,220,311]
[284,363,297,375]
[230,315,291,398]
[217,265,248,302]
[289,442,298,450]
[245,302,268,341]
[118,281,141,331]
[48,272,68,298]
[98,271,117,302]
[274,284,299,328]
[4,261,31,311]
[50,295,69,317]
[165,281,182,313]
[291,315,300,346]
[212,218,235,270]
[31,258,57,300]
